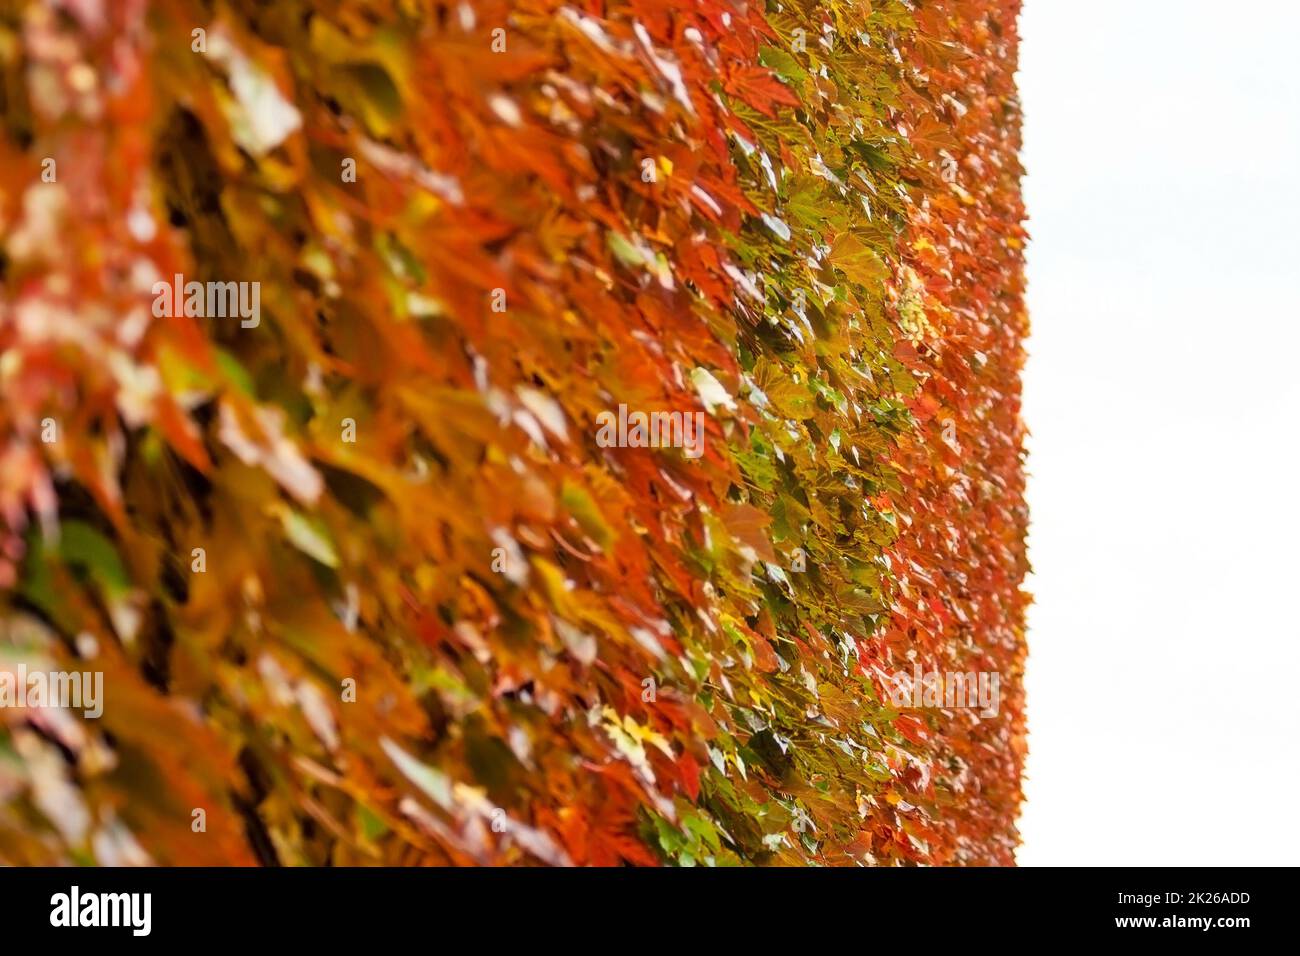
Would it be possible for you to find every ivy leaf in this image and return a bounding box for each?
[829,232,891,287]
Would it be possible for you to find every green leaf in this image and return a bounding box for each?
[280,509,340,567]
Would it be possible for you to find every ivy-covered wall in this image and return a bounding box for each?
[0,0,1027,865]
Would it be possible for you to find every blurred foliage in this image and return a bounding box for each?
[0,0,1027,865]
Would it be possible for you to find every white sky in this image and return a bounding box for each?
[1015,0,1300,865]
